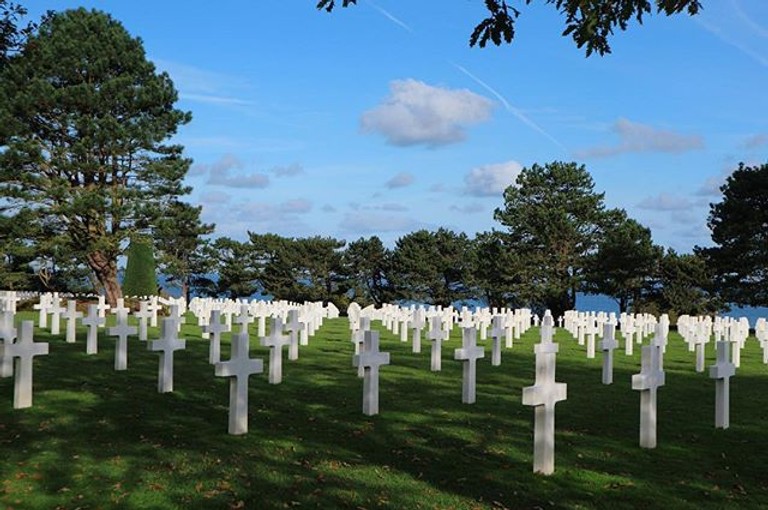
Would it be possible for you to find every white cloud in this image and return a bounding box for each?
[198,154,269,188]
[321,204,337,213]
[744,133,768,149]
[339,212,420,234]
[278,199,313,214]
[576,118,704,158]
[429,183,447,193]
[637,193,693,211]
[189,154,243,177]
[361,79,494,147]
[199,191,232,204]
[449,203,484,214]
[385,172,414,189]
[464,161,523,197]
[271,163,304,177]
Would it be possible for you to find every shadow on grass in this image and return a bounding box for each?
[2,314,768,509]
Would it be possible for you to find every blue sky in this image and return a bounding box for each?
[28,1,768,251]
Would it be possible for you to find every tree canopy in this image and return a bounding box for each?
[698,162,768,308]
[0,8,192,305]
[494,161,614,316]
[316,0,702,56]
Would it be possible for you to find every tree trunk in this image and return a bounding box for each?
[87,250,122,307]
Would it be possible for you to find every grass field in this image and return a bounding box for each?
[2,312,768,509]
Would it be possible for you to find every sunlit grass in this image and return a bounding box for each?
[2,312,768,509]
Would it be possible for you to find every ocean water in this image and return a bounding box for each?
[575,293,768,327]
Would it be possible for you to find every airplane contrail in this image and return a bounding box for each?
[364,0,414,33]
[451,62,569,153]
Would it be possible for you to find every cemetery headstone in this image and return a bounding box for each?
[215,330,264,435]
[352,329,390,416]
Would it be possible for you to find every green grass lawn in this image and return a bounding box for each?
[2,312,768,509]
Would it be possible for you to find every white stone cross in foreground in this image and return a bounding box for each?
[203,309,230,364]
[63,300,82,344]
[352,329,390,416]
[215,330,264,435]
[632,342,665,448]
[150,318,187,393]
[454,327,484,404]
[82,304,105,355]
[260,317,291,384]
[6,321,49,409]
[709,340,736,429]
[109,311,137,371]
[600,322,619,385]
[522,313,567,475]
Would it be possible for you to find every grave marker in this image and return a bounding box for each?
[150,318,187,393]
[600,322,619,385]
[215,331,264,435]
[203,309,230,364]
[109,312,137,371]
[454,327,484,404]
[352,330,390,416]
[82,304,106,355]
[6,321,49,409]
[709,340,736,429]
[260,317,291,384]
[522,330,567,475]
[632,343,665,448]
[63,300,83,344]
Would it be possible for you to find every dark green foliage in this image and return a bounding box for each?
[698,162,768,307]
[122,236,156,297]
[342,236,393,306]
[389,228,474,306]
[204,237,258,299]
[635,249,722,320]
[152,200,215,302]
[494,161,611,316]
[584,211,663,312]
[249,233,348,306]
[317,0,702,56]
[472,230,532,309]
[0,8,191,305]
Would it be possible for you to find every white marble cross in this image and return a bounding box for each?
[693,324,708,373]
[109,311,137,371]
[522,335,567,475]
[96,295,111,319]
[0,311,17,378]
[49,295,65,335]
[600,322,619,385]
[33,294,51,329]
[150,318,187,393]
[63,300,83,344]
[285,310,301,361]
[147,296,160,328]
[134,301,152,341]
[411,308,425,354]
[215,330,264,435]
[352,329,390,416]
[632,343,665,448]
[203,309,230,364]
[111,297,129,321]
[260,317,291,384]
[6,321,49,408]
[454,327,484,404]
[234,304,253,334]
[427,315,449,371]
[709,340,736,429]
[490,315,504,366]
[82,304,106,355]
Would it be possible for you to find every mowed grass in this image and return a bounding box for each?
[2,312,768,509]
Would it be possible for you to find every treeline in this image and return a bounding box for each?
[1,8,765,320]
